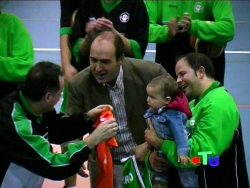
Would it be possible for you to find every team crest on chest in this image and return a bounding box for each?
[119,12,130,23]
[194,2,203,13]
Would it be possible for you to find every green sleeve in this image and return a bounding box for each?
[8,102,92,180]
[160,91,239,168]
[12,102,89,167]
[190,1,235,46]
[0,14,34,82]
[60,27,72,36]
[144,1,170,43]
[129,40,143,59]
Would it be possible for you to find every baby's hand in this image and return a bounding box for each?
[178,155,189,166]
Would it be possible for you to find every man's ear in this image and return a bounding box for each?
[197,66,205,79]
[118,54,125,64]
[43,92,51,103]
[165,96,172,105]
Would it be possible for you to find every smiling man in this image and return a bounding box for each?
[66,31,166,188]
[145,53,249,188]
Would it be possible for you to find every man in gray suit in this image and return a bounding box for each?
[66,31,167,188]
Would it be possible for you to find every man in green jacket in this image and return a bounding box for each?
[0,61,118,187]
[144,0,235,85]
[0,11,34,98]
[145,53,249,188]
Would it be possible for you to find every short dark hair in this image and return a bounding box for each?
[177,53,215,78]
[148,74,179,99]
[93,31,124,61]
[22,61,63,101]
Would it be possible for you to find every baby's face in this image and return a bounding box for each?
[146,86,167,111]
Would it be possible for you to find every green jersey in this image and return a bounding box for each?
[145,0,235,47]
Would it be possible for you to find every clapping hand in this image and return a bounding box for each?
[167,16,179,39]
[178,12,191,33]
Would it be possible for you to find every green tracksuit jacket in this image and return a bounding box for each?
[160,81,239,168]
[0,91,93,186]
[0,12,34,98]
[144,0,235,46]
[144,1,235,85]
[145,82,249,187]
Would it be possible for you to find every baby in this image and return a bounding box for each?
[144,74,198,188]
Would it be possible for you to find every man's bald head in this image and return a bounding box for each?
[91,31,124,61]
